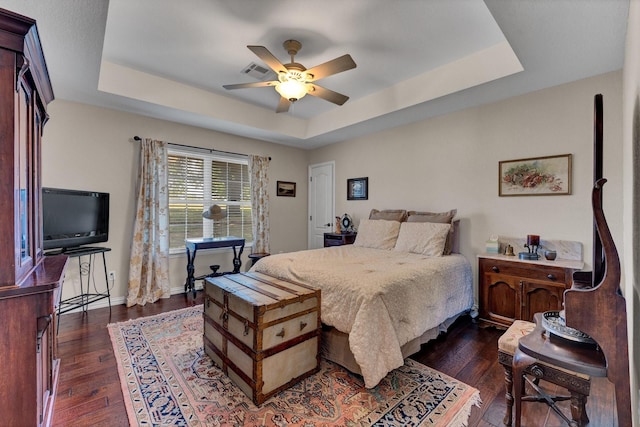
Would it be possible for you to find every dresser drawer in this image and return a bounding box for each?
[323,232,357,247]
[480,258,566,283]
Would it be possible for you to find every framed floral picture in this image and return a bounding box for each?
[499,154,572,196]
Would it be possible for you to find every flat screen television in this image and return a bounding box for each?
[42,187,109,252]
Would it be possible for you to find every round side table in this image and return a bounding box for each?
[248,252,270,267]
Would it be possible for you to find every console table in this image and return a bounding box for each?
[184,236,245,297]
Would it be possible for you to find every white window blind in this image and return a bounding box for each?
[167,148,252,252]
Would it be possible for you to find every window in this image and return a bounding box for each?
[167,148,252,252]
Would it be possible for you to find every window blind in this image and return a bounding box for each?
[167,149,252,252]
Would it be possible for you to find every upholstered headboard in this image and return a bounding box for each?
[367,209,460,254]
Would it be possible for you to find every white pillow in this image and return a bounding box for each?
[353,219,401,250]
[394,222,451,256]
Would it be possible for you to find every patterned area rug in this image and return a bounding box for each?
[108,305,481,426]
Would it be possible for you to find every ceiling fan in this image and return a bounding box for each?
[223,39,357,113]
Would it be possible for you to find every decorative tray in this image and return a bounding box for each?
[541,311,597,345]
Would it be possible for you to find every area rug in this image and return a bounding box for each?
[108,305,481,426]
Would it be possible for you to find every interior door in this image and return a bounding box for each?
[308,161,335,249]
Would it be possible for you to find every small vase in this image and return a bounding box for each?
[544,250,557,261]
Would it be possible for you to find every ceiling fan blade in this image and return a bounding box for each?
[223,81,277,90]
[276,97,291,113]
[307,84,349,105]
[247,45,288,74]
[222,81,278,90]
[305,54,357,81]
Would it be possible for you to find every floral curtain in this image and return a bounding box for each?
[249,155,270,254]
[127,138,170,307]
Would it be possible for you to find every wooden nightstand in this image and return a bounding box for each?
[477,254,583,329]
[324,232,357,247]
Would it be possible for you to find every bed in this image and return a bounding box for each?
[250,209,474,388]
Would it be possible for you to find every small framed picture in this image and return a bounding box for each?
[347,177,368,200]
[276,181,296,197]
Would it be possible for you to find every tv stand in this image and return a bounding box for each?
[45,246,105,256]
[52,246,112,319]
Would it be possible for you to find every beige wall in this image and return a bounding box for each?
[42,100,310,304]
[623,0,640,423]
[310,71,623,296]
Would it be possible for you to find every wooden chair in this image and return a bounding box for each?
[561,95,632,426]
[507,95,630,426]
[510,314,605,426]
[507,178,630,426]
[561,178,631,426]
[498,320,595,426]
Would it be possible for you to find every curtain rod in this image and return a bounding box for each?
[132,136,270,160]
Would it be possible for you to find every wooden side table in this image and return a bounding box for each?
[323,232,357,247]
[248,252,270,267]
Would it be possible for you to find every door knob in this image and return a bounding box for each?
[324,223,331,227]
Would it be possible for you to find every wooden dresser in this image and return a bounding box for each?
[0,8,67,426]
[478,254,583,329]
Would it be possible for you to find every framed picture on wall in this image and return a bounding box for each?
[276,181,296,197]
[347,177,368,200]
[499,154,572,196]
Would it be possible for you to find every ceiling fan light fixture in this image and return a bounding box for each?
[224,40,356,112]
[275,76,307,102]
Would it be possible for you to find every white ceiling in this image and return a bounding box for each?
[0,0,629,149]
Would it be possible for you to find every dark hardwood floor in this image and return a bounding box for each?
[53,294,616,426]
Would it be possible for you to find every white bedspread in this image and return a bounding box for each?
[251,245,474,388]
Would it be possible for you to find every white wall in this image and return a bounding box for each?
[309,71,623,308]
[42,100,310,305]
[623,0,640,423]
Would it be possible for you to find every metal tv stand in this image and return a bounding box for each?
[52,246,112,318]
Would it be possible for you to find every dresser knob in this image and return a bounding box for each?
[547,274,556,280]
[492,266,499,273]
[276,328,285,338]
[299,321,307,331]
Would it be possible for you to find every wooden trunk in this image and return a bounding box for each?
[203,272,321,405]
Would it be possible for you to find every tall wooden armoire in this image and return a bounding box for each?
[0,8,68,427]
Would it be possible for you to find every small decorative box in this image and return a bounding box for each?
[486,238,499,253]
